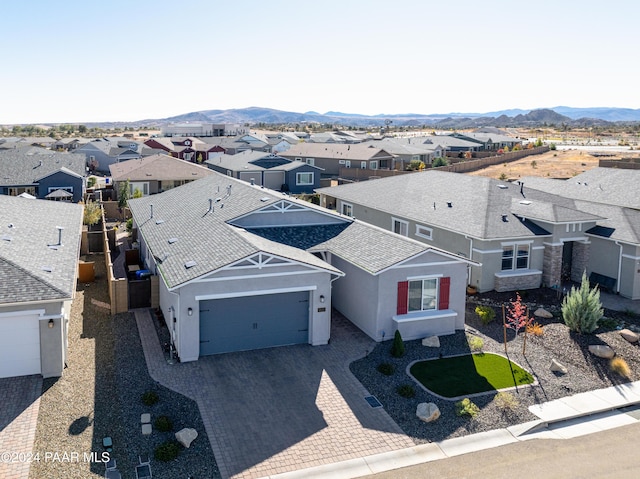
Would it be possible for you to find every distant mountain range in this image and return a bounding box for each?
[81,106,640,129]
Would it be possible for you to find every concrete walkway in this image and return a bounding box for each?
[135,309,414,479]
[0,376,42,479]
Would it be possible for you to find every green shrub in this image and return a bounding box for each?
[597,316,619,331]
[377,363,395,376]
[141,391,159,406]
[455,398,480,418]
[390,330,405,358]
[493,392,520,412]
[154,440,182,462]
[549,143,557,150]
[431,157,449,168]
[154,415,173,432]
[396,384,416,398]
[126,218,133,233]
[475,305,496,325]
[468,335,484,352]
[562,271,603,333]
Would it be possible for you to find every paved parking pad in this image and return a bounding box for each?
[0,375,42,479]
[136,309,414,479]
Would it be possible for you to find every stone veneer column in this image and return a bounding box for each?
[571,241,590,281]
[543,243,563,288]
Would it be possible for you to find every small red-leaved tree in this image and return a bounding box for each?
[502,293,533,354]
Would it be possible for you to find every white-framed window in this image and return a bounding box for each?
[415,225,433,240]
[360,161,367,169]
[502,243,529,270]
[341,202,353,217]
[8,186,36,196]
[392,217,409,236]
[305,158,315,166]
[370,160,378,170]
[129,182,149,196]
[296,172,314,186]
[408,278,439,312]
[345,160,351,168]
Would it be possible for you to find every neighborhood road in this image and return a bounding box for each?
[360,422,640,479]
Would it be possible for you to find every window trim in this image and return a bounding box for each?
[370,160,378,170]
[415,224,433,240]
[392,217,409,236]
[501,242,530,271]
[341,201,353,217]
[305,158,315,166]
[408,277,439,313]
[295,172,314,186]
[360,161,367,169]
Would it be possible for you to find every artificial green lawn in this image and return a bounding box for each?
[410,353,534,398]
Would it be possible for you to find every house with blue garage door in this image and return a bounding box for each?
[128,173,475,361]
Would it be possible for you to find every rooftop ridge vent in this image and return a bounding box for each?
[184,260,197,269]
[519,200,532,205]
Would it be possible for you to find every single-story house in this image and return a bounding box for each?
[0,146,86,202]
[316,170,636,296]
[128,173,473,361]
[280,143,396,177]
[205,151,322,193]
[0,195,83,378]
[109,153,213,199]
[361,138,445,168]
[450,131,522,151]
[73,137,142,173]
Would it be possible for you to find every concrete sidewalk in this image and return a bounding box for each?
[258,381,640,479]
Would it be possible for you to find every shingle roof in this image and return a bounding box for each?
[205,151,322,173]
[282,143,393,161]
[0,146,86,186]
[316,171,603,239]
[128,174,341,289]
[0,196,83,304]
[109,154,213,181]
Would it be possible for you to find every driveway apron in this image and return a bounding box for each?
[0,375,42,479]
[136,309,414,479]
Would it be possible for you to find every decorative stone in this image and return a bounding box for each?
[550,359,568,374]
[141,424,152,435]
[416,402,440,423]
[141,413,151,424]
[534,307,553,319]
[422,336,440,348]
[175,428,198,448]
[588,344,615,359]
[619,329,639,343]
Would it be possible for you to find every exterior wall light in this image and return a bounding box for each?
[319,295,325,303]
[48,318,54,328]
[188,307,193,316]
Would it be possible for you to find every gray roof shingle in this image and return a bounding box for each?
[0,147,86,186]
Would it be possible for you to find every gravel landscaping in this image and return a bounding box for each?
[350,289,640,444]
[30,253,219,479]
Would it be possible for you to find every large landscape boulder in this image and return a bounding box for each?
[550,359,568,374]
[534,307,553,319]
[422,336,440,348]
[619,329,639,343]
[175,428,198,448]
[416,402,440,423]
[588,344,615,359]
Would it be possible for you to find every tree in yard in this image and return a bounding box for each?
[83,201,101,226]
[502,293,532,354]
[390,330,405,358]
[562,271,603,334]
[118,179,130,209]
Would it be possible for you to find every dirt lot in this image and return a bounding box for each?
[467,149,601,180]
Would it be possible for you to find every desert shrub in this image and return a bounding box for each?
[154,440,182,462]
[493,392,520,412]
[526,321,544,336]
[377,363,395,376]
[154,415,173,432]
[431,157,449,168]
[141,391,159,406]
[475,305,496,325]
[530,160,537,169]
[549,143,557,150]
[499,173,508,181]
[562,272,603,333]
[83,201,102,226]
[455,398,480,418]
[598,316,619,331]
[610,357,631,379]
[396,384,416,398]
[390,330,405,358]
[468,335,484,352]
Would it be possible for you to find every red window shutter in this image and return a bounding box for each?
[439,277,451,310]
[397,281,408,315]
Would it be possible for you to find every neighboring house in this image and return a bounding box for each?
[0,146,86,202]
[317,170,626,296]
[143,137,205,162]
[265,132,300,154]
[361,138,445,168]
[205,151,322,193]
[419,135,482,153]
[280,143,396,177]
[109,153,213,199]
[128,173,472,361]
[450,131,522,151]
[0,195,83,378]
[52,138,91,151]
[161,122,249,137]
[73,137,142,173]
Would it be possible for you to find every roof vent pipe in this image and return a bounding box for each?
[520,182,524,196]
[56,226,64,245]
[502,214,508,222]
[150,204,154,219]
[447,202,452,208]
[208,198,213,212]
[250,178,255,186]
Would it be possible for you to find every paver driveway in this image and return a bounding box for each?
[136,309,414,479]
[0,375,41,479]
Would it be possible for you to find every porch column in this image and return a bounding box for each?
[543,243,563,288]
[571,241,591,282]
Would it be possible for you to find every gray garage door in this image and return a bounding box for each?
[199,291,310,355]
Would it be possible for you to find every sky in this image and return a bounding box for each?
[2,0,638,124]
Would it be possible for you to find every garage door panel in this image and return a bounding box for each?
[0,315,41,378]
[200,291,310,356]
